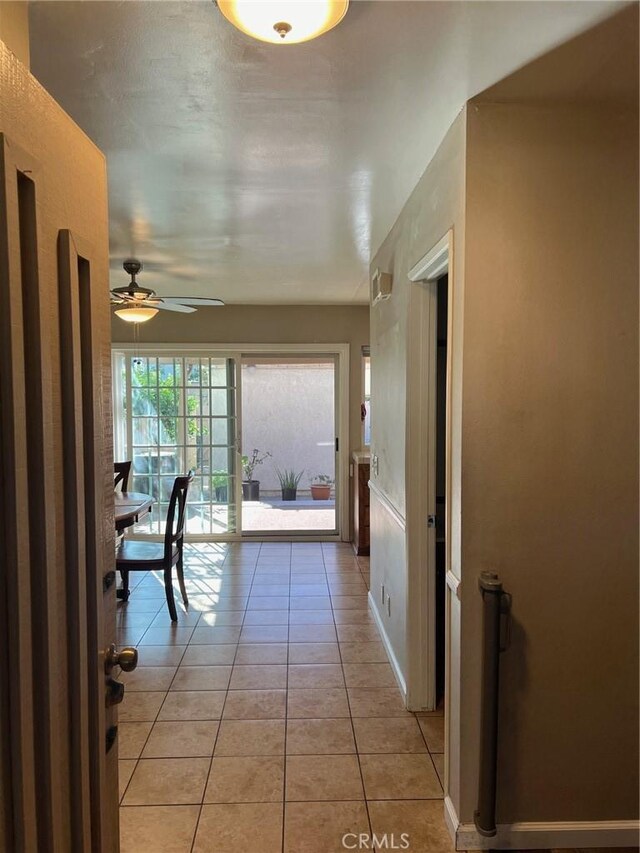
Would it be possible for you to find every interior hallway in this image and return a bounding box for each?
[116,541,448,852]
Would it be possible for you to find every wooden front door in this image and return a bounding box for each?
[0,43,119,851]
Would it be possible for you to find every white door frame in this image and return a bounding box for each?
[405,230,454,707]
[111,342,350,541]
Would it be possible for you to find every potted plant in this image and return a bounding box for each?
[212,470,228,503]
[277,468,304,501]
[242,449,271,501]
[310,473,334,501]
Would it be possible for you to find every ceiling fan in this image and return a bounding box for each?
[111,259,224,323]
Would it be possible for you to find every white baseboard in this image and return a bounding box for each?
[445,796,640,850]
[368,591,407,701]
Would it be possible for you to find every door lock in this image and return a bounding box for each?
[427,514,436,528]
[105,643,138,675]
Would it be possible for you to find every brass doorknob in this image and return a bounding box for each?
[105,643,138,673]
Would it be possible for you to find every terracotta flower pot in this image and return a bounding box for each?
[310,484,331,500]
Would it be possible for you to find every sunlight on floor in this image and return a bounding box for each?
[116,542,447,853]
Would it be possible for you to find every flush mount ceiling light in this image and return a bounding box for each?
[114,304,159,324]
[217,1,349,45]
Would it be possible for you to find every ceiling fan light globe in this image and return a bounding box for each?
[114,305,159,324]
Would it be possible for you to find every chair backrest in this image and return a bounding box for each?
[164,471,194,559]
[114,460,132,492]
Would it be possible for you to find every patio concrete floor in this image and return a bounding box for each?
[242,498,336,532]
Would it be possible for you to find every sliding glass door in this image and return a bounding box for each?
[113,352,238,535]
[113,346,346,539]
[240,356,338,535]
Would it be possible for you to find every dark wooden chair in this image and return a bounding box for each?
[114,460,132,492]
[116,472,193,621]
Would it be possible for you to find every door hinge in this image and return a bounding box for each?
[335,437,339,452]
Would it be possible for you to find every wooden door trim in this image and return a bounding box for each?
[0,132,42,853]
[58,228,118,852]
[8,132,83,852]
[405,230,455,713]
[58,229,93,850]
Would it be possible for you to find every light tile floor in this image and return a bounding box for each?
[117,541,448,853]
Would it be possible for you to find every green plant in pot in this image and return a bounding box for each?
[277,468,304,501]
[310,473,334,501]
[241,449,271,501]
[212,470,229,503]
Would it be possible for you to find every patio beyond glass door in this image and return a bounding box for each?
[116,353,238,535]
[240,355,338,534]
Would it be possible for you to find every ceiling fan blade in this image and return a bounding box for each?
[161,297,225,307]
[144,300,196,314]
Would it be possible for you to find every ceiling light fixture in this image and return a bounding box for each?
[114,304,159,324]
[217,1,349,45]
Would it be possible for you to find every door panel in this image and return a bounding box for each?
[1,41,115,851]
[240,355,339,535]
[114,351,239,536]
[59,232,118,851]
[0,136,40,853]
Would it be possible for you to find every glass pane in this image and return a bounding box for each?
[209,359,229,387]
[158,417,178,444]
[241,358,336,533]
[158,447,183,474]
[158,357,176,383]
[160,476,176,502]
[186,504,211,535]
[187,389,202,416]
[212,472,231,504]
[211,388,228,416]
[186,417,202,446]
[212,447,233,471]
[131,474,150,494]
[132,449,155,474]
[132,386,157,416]
[133,417,157,445]
[186,359,201,386]
[212,417,233,446]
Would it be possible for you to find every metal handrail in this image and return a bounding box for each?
[474,571,511,837]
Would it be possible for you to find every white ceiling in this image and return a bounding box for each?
[29,0,624,304]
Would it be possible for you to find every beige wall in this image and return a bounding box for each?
[369,5,638,834]
[461,99,638,823]
[369,110,467,804]
[0,2,29,68]
[112,305,370,529]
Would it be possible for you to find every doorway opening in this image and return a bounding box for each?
[240,356,338,535]
[434,273,448,704]
[112,345,348,540]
